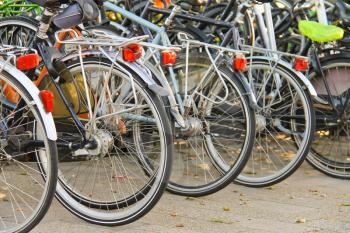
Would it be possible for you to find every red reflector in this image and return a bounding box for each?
[39,90,54,113]
[161,50,176,66]
[294,57,309,72]
[122,44,142,62]
[16,54,40,71]
[233,55,247,72]
[154,0,171,8]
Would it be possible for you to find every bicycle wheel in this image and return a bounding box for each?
[0,66,57,233]
[307,56,350,179]
[199,3,255,46]
[37,57,173,226]
[235,58,315,187]
[165,53,255,196]
[0,16,173,225]
[0,16,38,48]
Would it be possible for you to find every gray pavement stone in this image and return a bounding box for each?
[33,163,350,233]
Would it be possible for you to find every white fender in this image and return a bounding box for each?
[0,61,57,141]
[250,56,318,97]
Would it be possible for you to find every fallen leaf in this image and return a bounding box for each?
[223,207,230,212]
[276,134,286,140]
[175,140,187,145]
[254,157,268,162]
[0,192,6,200]
[266,186,274,190]
[185,197,196,201]
[209,217,235,224]
[337,203,350,206]
[239,201,248,205]
[280,151,295,159]
[20,171,27,176]
[295,218,306,223]
[170,212,177,217]
[176,224,184,228]
[244,170,257,175]
[183,171,194,176]
[197,163,210,170]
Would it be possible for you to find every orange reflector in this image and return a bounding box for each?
[233,55,247,72]
[122,44,142,62]
[154,0,171,8]
[16,54,40,71]
[39,90,54,113]
[161,50,176,66]
[294,57,309,72]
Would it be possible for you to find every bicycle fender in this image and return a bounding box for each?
[119,59,169,96]
[60,50,169,96]
[250,56,317,97]
[0,61,57,141]
[233,72,258,108]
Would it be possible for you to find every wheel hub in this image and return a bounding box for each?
[73,130,114,158]
[180,117,203,137]
[256,114,267,133]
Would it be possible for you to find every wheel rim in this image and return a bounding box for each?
[237,61,313,185]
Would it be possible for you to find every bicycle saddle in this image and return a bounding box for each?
[298,20,344,43]
[30,0,100,29]
[28,0,99,25]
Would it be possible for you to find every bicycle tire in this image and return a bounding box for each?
[235,58,315,187]
[306,55,350,179]
[0,67,57,233]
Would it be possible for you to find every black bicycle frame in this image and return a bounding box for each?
[17,8,89,148]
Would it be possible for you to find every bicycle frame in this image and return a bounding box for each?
[104,1,254,127]
[315,0,328,24]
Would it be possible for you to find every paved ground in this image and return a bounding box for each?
[33,163,350,233]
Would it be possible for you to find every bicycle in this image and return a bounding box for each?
[6,0,257,196]
[1,0,177,226]
[105,0,317,187]
[271,0,350,179]
[94,0,260,195]
[296,20,350,179]
[0,46,58,232]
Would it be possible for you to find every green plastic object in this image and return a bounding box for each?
[298,20,344,43]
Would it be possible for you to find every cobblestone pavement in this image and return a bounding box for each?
[34,163,350,233]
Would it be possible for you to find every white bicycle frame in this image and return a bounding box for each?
[315,0,328,24]
[251,1,317,98]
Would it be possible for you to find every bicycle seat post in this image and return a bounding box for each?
[37,7,57,40]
